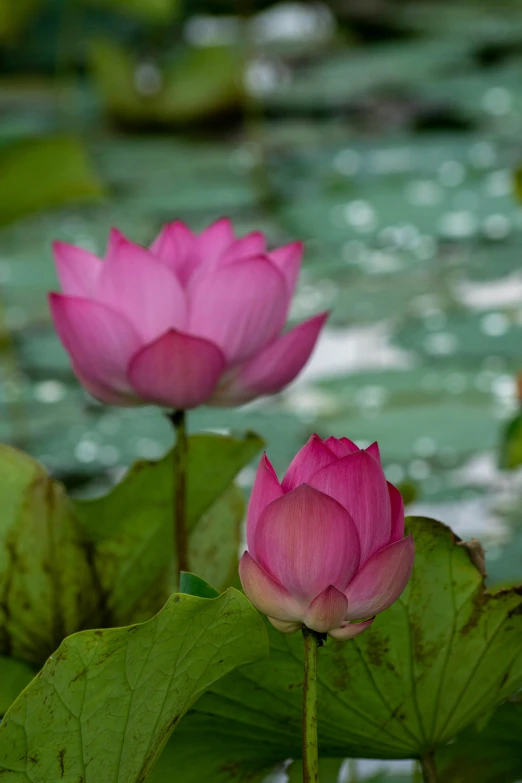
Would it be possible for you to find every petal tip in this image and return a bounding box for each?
[328,617,374,641]
[51,239,67,255]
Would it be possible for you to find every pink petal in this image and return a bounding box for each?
[304,585,348,634]
[52,241,103,298]
[49,294,141,397]
[254,485,360,603]
[269,241,303,295]
[282,433,337,492]
[324,436,360,458]
[366,442,381,462]
[209,312,328,406]
[308,450,392,563]
[328,618,374,641]
[246,454,283,558]
[198,217,235,265]
[267,617,302,634]
[239,551,304,622]
[388,483,405,543]
[220,232,266,265]
[150,220,197,284]
[188,256,288,364]
[72,370,137,406]
[344,535,415,621]
[127,329,225,410]
[97,235,187,343]
[106,227,125,257]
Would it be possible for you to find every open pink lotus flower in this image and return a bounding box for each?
[49,219,328,409]
[239,435,415,640]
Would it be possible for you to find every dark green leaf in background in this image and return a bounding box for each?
[79,0,179,24]
[0,0,40,42]
[0,445,103,664]
[90,40,245,126]
[74,431,263,625]
[188,483,245,596]
[0,432,263,667]
[438,699,522,783]
[179,572,219,599]
[0,655,35,716]
[499,410,522,469]
[0,136,104,226]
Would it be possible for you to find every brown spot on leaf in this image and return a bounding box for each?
[219,761,240,776]
[458,538,487,577]
[461,591,487,635]
[58,748,66,776]
[363,633,391,667]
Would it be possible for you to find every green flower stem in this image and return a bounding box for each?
[168,409,189,574]
[302,626,320,783]
[420,752,438,783]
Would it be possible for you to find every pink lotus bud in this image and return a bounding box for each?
[239,435,414,640]
[49,219,327,409]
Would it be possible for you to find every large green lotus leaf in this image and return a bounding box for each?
[0,657,35,716]
[437,699,522,783]
[0,136,104,226]
[74,432,263,625]
[0,446,103,664]
[0,588,268,782]
[154,518,522,780]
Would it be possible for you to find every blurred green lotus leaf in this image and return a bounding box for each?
[0,0,40,42]
[0,445,104,665]
[0,431,262,668]
[80,0,179,23]
[90,39,245,127]
[500,409,522,469]
[0,136,104,226]
[74,431,263,626]
[0,656,35,716]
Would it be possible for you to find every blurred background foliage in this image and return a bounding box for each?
[1,1,522,778]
